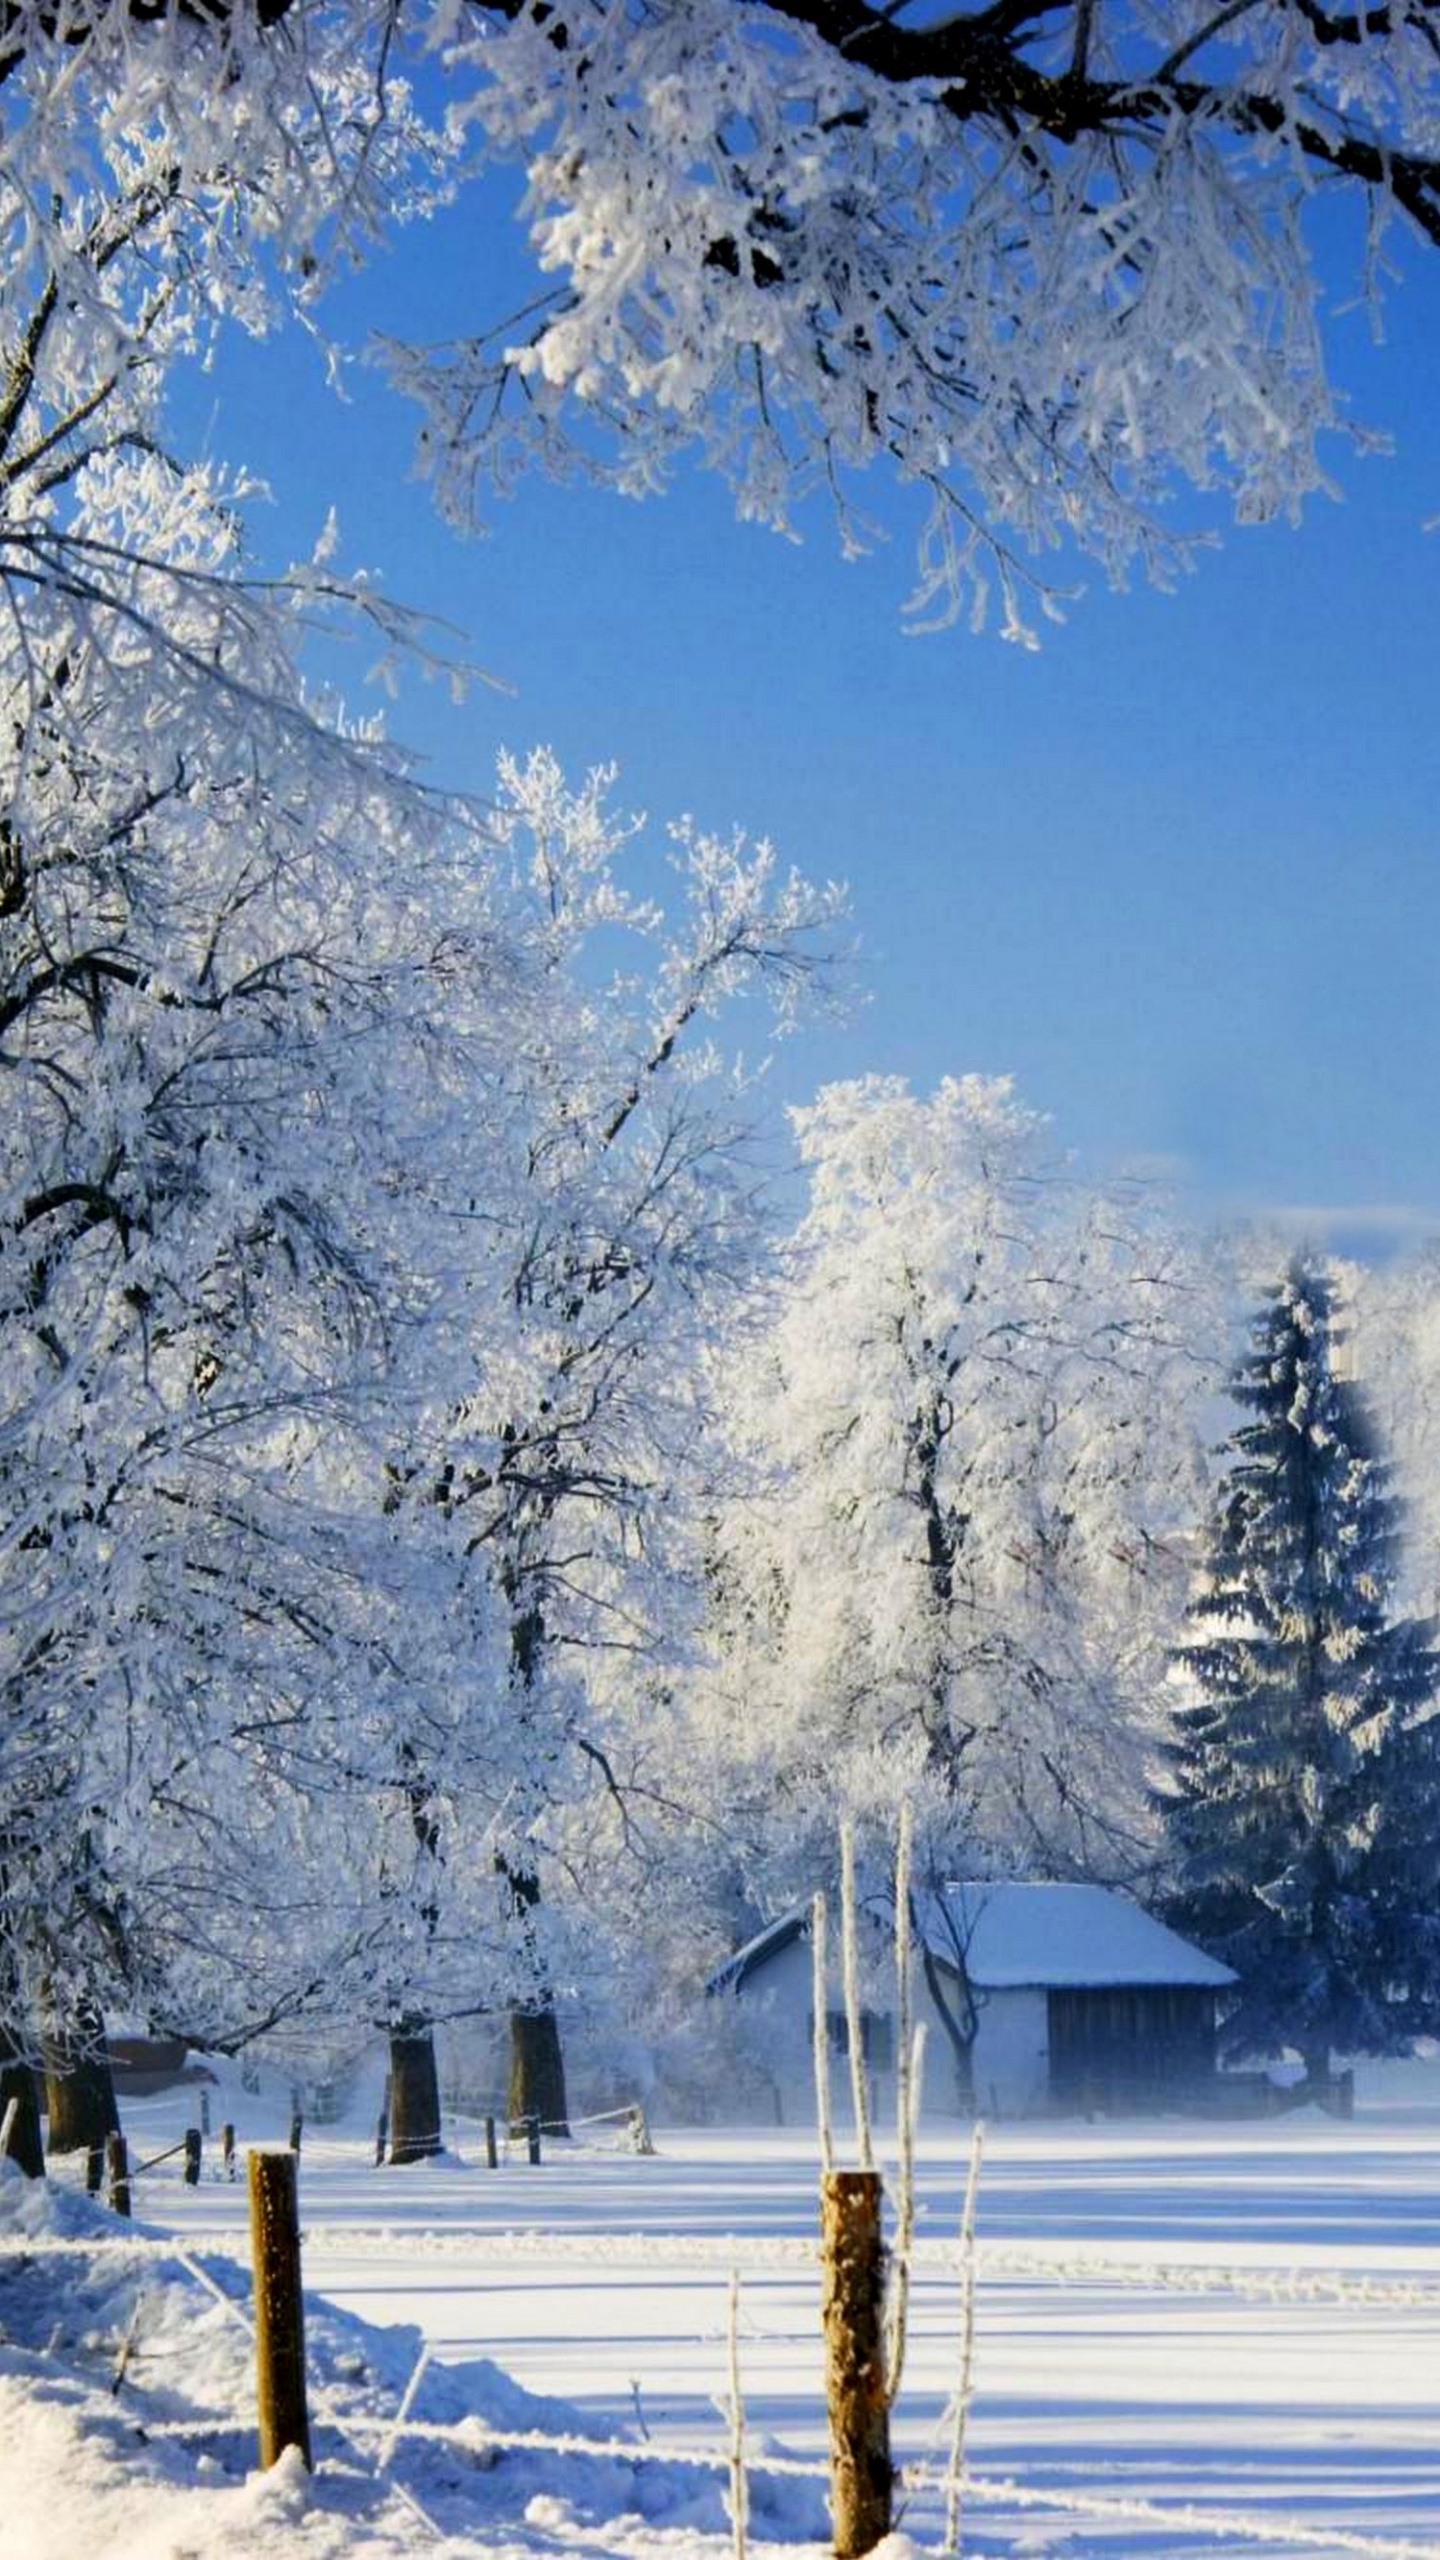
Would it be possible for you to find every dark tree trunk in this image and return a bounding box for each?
[508,2002,570,2136]
[0,1855,44,2177]
[43,2005,120,2155]
[1301,2036,1332,2099]
[921,1941,977,2112]
[500,1852,570,2135]
[387,2020,443,2163]
[0,2038,44,2179]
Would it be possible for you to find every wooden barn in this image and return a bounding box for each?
[708,1880,1235,2121]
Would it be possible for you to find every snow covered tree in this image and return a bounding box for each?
[1160,1258,1440,2088]
[0,431,540,2134]
[0,52,545,2137]
[0,0,870,2148]
[1346,1247,1440,1624]
[393,748,846,2141]
[391,0,1440,636]
[691,1076,1217,1911]
[1,0,1439,640]
[0,168,843,2142]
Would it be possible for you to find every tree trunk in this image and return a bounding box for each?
[1301,2037,1332,2099]
[920,1942,978,2112]
[387,2020,443,2163]
[508,2000,570,2136]
[497,1591,572,2137]
[0,1870,44,2177]
[499,1851,571,2135]
[0,2038,43,2179]
[43,2005,120,2156]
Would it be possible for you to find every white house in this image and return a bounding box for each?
[707,1881,1236,2121]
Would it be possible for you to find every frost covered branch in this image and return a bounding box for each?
[0,0,1434,637]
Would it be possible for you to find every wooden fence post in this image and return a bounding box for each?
[821,2168,891,2560]
[183,2128,202,2186]
[288,2110,303,2155]
[106,2131,131,2219]
[248,2147,312,2470]
[526,2113,541,2166]
[484,2113,498,2169]
[84,2141,103,2195]
[221,2122,236,2179]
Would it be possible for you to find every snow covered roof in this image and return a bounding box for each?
[709,1882,1233,1997]
[707,1910,807,1996]
[914,1884,1235,1991]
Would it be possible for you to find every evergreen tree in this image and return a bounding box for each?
[1161,1259,1440,2087]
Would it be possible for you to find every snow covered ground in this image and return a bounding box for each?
[5,2071,1440,2559]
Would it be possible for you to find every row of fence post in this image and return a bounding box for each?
[373,2105,543,2167]
[92,2102,547,2198]
[91,2118,248,2205]
[75,2120,893,2555]
[228,2143,894,2559]
[368,2094,651,2167]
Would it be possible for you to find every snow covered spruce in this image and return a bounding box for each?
[1159,1258,1440,2099]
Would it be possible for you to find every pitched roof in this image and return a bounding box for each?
[914,1883,1235,1990]
[709,1881,1233,1997]
[707,1909,806,1996]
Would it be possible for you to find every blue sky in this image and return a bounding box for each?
[175,178,1440,1254]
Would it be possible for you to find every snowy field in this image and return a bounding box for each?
[6,2079,1440,2560]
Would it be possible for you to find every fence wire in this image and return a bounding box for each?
[7,2222,1440,2314]
[115,2409,1440,2560]
[9,2204,1440,2557]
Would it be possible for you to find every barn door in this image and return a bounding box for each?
[1047,1988,1214,2110]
